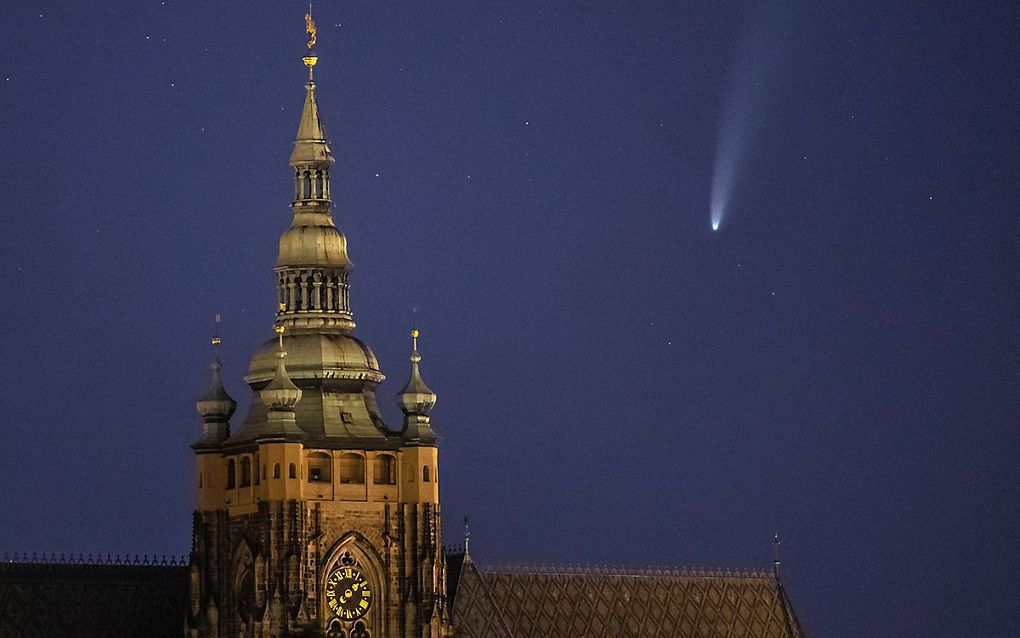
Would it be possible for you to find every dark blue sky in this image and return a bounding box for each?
[1,2,1018,635]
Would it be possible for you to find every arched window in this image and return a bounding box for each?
[307,452,332,483]
[273,463,281,479]
[339,454,365,484]
[226,459,236,489]
[289,463,297,479]
[303,171,312,199]
[373,455,396,485]
[240,457,251,487]
[422,465,431,483]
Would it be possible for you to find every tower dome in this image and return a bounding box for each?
[244,332,384,387]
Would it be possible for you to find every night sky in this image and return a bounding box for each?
[1,2,1018,635]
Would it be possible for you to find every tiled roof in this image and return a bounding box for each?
[0,557,187,637]
[448,555,804,638]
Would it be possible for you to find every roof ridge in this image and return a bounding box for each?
[476,561,775,579]
[1,552,189,567]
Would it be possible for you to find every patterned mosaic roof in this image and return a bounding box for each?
[0,557,187,637]
[448,555,804,638]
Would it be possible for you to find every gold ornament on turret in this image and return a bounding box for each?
[305,11,317,50]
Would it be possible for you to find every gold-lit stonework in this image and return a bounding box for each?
[324,567,372,621]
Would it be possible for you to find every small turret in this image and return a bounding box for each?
[194,321,236,448]
[256,326,305,438]
[398,329,438,444]
[260,326,303,412]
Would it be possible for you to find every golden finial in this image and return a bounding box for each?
[302,3,319,73]
[275,323,286,349]
[211,313,222,346]
[411,329,419,352]
[278,302,286,313]
[305,5,318,50]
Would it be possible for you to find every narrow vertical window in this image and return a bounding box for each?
[226,459,236,489]
[273,463,281,479]
[422,465,431,483]
[289,463,297,479]
[240,457,251,487]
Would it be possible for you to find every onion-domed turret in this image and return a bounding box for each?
[259,329,302,412]
[193,330,236,449]
[399,330,438,444]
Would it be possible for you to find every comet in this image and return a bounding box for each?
[709,7,785,232]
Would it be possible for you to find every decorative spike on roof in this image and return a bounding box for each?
[399,329,437,415]
[399,329,439,444]
[193,316,236,449]
[259,326,302,411]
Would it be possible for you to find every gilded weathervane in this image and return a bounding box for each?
[305,6,317,50]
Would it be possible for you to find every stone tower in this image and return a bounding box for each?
[186,37,448,638]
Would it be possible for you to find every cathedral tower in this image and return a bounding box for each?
[187,24,448,638]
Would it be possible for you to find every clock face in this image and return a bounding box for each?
[324,566,373,621]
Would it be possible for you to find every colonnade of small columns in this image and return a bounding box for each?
[277,269,350,313]
[294,168,331,201]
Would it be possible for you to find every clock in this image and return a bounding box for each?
[324,566,373,621]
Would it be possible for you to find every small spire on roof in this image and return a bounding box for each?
[261,323,302,411]
[211,313,222,347]
[195,314,236,444]
[398,327,438,443]
[463,514,471,561]
[772,533,781,577]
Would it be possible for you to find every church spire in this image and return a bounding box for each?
[399,329,438,444]
[257,325,304,436]
[274,23,354,334]
[194,315,236,448]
